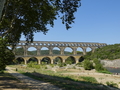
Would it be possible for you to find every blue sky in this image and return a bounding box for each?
[21,0,120,45]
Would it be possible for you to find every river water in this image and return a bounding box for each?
[105,67,120,73]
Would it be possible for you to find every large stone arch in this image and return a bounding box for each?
[40,47,50,55]
[79,56,84,62]
[27,57,39,64]
[76,47,83,55]
[15,57,25,64]
[14,46,24,56]
[27,46,37,55]
[86,47,92,52]
[41,57,51,64]
[53,56,63,64]
[65,56,76,64]
[52,47,60,55]
[64,47,73,55]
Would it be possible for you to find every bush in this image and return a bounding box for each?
[83,59,94,70]
[95,63,104,71]
[58,63,66,67]
[106,81,118,88]
[93,58,105,71]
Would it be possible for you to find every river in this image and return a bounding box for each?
[105,67,120,73]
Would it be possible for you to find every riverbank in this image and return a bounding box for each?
[101,59,120,68]
[8,65,120,89]
[61,69,120,88]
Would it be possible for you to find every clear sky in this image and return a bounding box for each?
[21,0,120,45]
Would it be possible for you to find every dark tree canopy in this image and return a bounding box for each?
[0,0,81,45]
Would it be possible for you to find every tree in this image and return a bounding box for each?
[83,59,94,70]
[0,0,81,45]
[0,0,81,70]
[0,0,6,19]
[0,38,15,70]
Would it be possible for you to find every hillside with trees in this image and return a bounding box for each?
[84,44,120,60]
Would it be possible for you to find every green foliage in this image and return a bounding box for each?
[76,62,83,67]
[106,81,118,88]
[27,61,39,69]
[84,44,120,60]
[93,58,105,71]
[97,70,112,74]
[0,38,15,70]
[80,76,98,83]
[83,59,94,70]
[58,63,66,67]
[0,0,81,45]
[65,57,75,64]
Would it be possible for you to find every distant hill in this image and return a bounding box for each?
[84,44,120,60]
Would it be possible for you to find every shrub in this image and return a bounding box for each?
[93,58,105,71]
[83,59,94,70]
[58,63,66,67]
[106,81,118,88]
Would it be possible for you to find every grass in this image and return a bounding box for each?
[97,70,112,74]
[8,65,111,90]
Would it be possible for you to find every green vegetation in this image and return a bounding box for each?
[0,0,80,71]
[83,59,94,70]
[80,76,98,83]
[84,44,120,60]
[93,58,105,71]
[9,65,110,90]
[106,81,118,88]
[0,39,15,71]
[0,0,80,45]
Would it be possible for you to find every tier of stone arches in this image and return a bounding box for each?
[13,46,94,56]
[9,41,107,56]
[15,55,84,64]
[17,41,107,47]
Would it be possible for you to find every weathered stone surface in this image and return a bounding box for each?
[101,59,120,68]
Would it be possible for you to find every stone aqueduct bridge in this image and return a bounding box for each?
[14,41,107,64]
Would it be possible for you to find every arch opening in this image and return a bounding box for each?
[41,57,51,64]
[64,47,73,55]
[79,56,84,62]
[86,47,92,52]
[53,57,62,64]
[27,47,37,55]
[41,47,49,55]
[52,47,60,55]
[77,47,83,55]
[15,46,24,56]
[65,56,76,64]
[27,57,38,64]
[15,57,24,64]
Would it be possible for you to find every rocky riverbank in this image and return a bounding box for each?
[101,59,120,68]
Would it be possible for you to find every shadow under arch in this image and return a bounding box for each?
[65,56,76,64]
[53,57,63,64]
[27,57,38,64]
[15,57,25,64]
[41,57,51,64]
[79,56,84,62]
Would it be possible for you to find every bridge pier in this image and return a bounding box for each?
[38,59,41,64]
